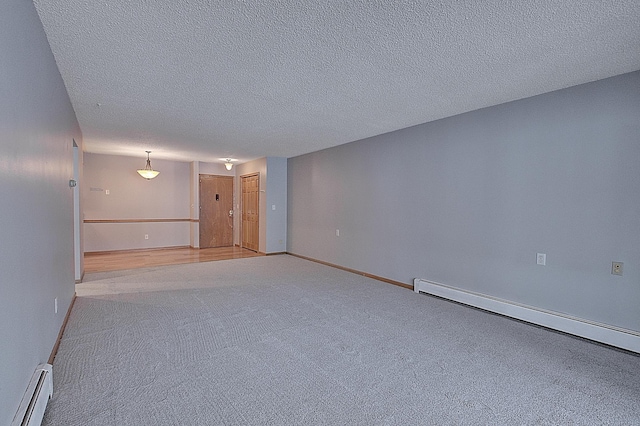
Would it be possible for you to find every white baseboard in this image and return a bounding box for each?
[414,278,640,354]
[12,363,53,426]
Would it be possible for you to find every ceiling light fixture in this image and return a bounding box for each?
[137,151,160,179]
[224,159,234,171]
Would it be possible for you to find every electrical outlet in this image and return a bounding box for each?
[537,253,546,266]
[105,189,110,195]
[336,229,340,237]
[145,234,149,240]
[612,262,623,276]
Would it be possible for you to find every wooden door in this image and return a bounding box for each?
[199,175,234,248]
[241,173,259,252]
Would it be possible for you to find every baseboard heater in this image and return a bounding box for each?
[12,364,53,426]
[413,278,640,354]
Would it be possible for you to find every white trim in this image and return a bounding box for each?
[413,278,640,354]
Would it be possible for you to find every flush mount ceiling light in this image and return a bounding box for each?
[137,151,160,179]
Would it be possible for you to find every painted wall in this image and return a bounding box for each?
[266,157,288,253]
[199,161,235,176]
[190,162,199,247]
[83,153,191,251]
[288,71,640,333]
[0,0,82,422]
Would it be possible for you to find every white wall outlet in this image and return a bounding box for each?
[105,189,110,195]
[537,253,546,266]
[336,229,340,237]
[144,234,149,240]
[54,298,58,314]
[272,204,276,210]
[612,262,623,276]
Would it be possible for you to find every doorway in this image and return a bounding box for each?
[199,175,234,248]
[73,140,82,282]
[241,173,259,252]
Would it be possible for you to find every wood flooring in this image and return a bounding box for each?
[84,246,262,273]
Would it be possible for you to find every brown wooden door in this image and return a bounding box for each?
[241,173,259,252]
[199,175,234,248]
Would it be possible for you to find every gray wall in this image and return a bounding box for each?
[266,157,288,253]
[199,161,235,176]
[288,71,640,333]
[0,0,82,422]
[83,153,191,251]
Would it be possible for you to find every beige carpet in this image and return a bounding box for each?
[44,255,640,425]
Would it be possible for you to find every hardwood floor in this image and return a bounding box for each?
[84,246,263,273]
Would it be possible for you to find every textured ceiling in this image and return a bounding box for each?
[34,0,640,163]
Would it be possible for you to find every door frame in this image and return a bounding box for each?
[199,174,234,248]
[72,140,82,282]
[240,172,260,252]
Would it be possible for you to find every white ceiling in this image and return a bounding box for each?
[34,0,640,163]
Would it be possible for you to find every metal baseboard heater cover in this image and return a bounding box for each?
[414,278,640,354]
[12,364,53,426]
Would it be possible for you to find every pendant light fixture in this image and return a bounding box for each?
[137,151,160,180]
[224,159,234,171]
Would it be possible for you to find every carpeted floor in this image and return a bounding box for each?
[44,255,640,425]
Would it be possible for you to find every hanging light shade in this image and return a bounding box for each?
[137,151,160,179]
[224,159,233,171]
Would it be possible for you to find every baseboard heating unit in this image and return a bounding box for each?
[12,363,53,426]
[413,278,640,354]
